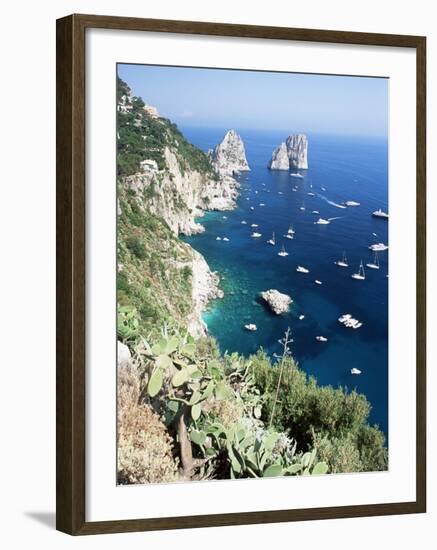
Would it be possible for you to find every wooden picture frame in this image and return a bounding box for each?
[56,13,426,535]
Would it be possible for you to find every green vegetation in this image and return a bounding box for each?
[117,77,217,177]
[117,181,196,338]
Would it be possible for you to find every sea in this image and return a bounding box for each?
[182,127,388,436]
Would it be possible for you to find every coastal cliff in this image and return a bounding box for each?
[268,134,308,170]
[208,129,250,176]
[117,77,238,337]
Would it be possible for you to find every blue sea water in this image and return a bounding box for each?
[182,127,388,435]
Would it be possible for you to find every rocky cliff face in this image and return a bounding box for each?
[208,129,250,177]
[268,134,308,170]
[117,84,240,236]
[117,77,235,337]
[121,147,239,236]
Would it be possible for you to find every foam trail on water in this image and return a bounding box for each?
[318,194,347,209]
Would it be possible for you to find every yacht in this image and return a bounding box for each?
[299,204,306,211]
[314,218,330,225]
[290,173,304,179]
[287,226,295,234]
[351,260,366,280]
[366,251,380,270]
[351,368,362,375]
[369,242,388,252]
[372,208,389,219]
[335,251,349,268]
[321,186,327,191]
[314,280,322,285]
[251,232,262,238]
[241,220,247,225]
[296,266,309,273]
[345,201,360,207]
[284,233,294,240]
[244,324,257,331]
[267,232,276,245]
[316,336,328,342]
[216,237,222,241]
[251,223,258,228]
[259,203,265,207]
[278,244,289,257]
[222,237,230,242]
[299,314,305,320]
[250,206,255,211]
[311,210,319,214]
[307,192,316,197]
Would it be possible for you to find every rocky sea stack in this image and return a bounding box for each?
[208,129,251,177]
[268,134,308,170]
[260,289,292,315]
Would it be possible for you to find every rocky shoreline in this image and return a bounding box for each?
[187,248,224,337]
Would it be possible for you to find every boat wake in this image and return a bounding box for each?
[318,195,347,209]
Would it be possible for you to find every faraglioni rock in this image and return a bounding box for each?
[208,129,250,177]
[260,289,292,315]
[268,142,289,170]
[268,134,308,170]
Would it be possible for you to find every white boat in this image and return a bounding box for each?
[351,260,366,280]
[284,233,294,240]
[216,237,222,241]
[321,186,327,191]
[335,251,349,268]
[250,206,255,211]
[296,266,309,273]
[299,204,306,211]
[366,251,380,270]
[267,232,276,245]
[251,223,258,228]
[278,244,289,257]
[339,314,363,329]
[307,192,316,197]
[311,210,319,214]
[278,191,283,195]
[345,201,360,207]
[255,190,258,194]
[290,173,304,179]
[316,336,328,342]
[241,220,247,225]
[369,242,388,252]
[351,368,362,375]
[223,237,230,242]
[259,203,265,207]
[292,188,298,192]
[222,215,228,219]
[314,218,330,225]
[251,232,262,238]
[244,324,257,331]
[314,280,322,285]
[372,208,389,219]
[299,314,305,320]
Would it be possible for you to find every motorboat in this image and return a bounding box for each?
[372,208,389,219]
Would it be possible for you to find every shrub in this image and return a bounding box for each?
[117,360,179,484]
[126,236,146,260]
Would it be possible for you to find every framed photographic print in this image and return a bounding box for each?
[56,14,426,535]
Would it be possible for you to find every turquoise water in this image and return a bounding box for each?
[182,127,388,435]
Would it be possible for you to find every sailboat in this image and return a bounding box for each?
[335,251,349,268]
[351,260,366,280]
[277,244,289,257]
[287,225,295,234]
[267,232,276,245]
[366,251,380,270]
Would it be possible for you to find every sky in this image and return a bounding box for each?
[117,63,388,138]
